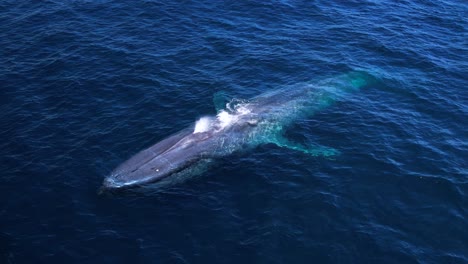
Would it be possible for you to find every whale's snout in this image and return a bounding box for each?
[101,176,120,189]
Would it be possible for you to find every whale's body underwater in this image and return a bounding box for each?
[102,71,377,192]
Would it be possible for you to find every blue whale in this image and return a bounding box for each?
[101,71,376,191]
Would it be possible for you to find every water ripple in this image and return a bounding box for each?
[1,0,467,263]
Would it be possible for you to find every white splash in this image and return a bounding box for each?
[216,110,235,129]
[216,104,252,129]
[193,117,212,133]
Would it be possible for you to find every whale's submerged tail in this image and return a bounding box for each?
[317,70,378,94]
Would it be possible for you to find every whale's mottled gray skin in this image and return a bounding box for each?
[102,71,376,191]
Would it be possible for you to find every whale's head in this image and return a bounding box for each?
[101,129,214,192]
[100,105,258,193]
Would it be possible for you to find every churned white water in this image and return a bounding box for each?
[216,105,252,130]
[193,117,212,133]
[194,103,253,134]
[216,110,235,129]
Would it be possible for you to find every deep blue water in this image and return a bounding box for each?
[1,0,467,263]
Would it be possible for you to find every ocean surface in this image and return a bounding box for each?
[1,0,467,263]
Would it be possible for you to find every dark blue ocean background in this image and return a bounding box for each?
[1,0,467,263]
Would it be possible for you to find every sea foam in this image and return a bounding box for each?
[193,117,212,133]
